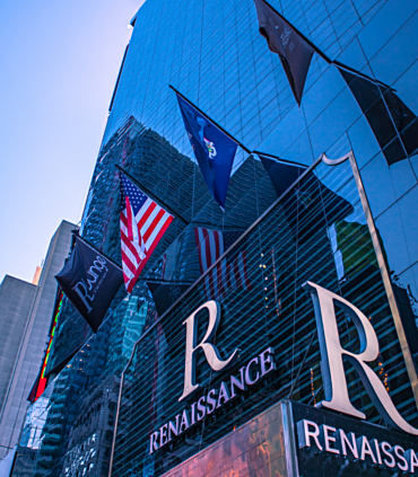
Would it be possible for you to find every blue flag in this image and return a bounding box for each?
[175,93,238,208]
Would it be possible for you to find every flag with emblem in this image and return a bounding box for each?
[55,235,124,331]
[120,172,174,293]
[195,227,250,299]
[172,88,239,209]
[253,0,317,105]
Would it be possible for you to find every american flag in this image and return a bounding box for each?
[120,173,173,293]
[194,227,250,299]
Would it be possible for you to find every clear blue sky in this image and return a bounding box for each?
[0,0,140,283]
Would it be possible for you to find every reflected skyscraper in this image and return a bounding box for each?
[16,1,417,476]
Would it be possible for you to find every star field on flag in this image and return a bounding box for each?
[120,172,173,293]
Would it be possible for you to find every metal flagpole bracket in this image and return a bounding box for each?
[322,147,417,405]
[347,149,418,406]
[321,151,352,166]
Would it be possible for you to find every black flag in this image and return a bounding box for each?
[260,155,354,242]
[56,236,124,331]
[147,280,191,317]
[260,154,306,196]
[339,67,418,165]
[253,0,316,105]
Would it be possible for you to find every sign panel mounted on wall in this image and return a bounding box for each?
[150,283,417,454]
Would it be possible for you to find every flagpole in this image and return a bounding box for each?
[169,85,252,155]
[332,60,390,89]
[192,221,246,232]
[116,165,189,226]
[72,232,124,272]
[259,0,332,64]
[346,148,418,405]
[253,150,307,168]
[145,279,193,286]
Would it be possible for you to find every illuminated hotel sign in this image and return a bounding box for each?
[297,418,417,473]
[292,401,417,475]
[305,281,417,436]
[148,282,417,454]
[149,345,276,454]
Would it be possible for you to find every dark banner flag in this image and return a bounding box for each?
[173,88,239,209]
[260,154,306,195]
[56,235,124,332]
[28,289,64,402]
[259,155,354,242]
[253,0,316,105]
[147,280,191,316]
[338,67,418,165]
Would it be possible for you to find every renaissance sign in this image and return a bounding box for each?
[292,401,417,476]
[298,418,417,473]
[149,346,276,454]
[304,281,417,436]
[148,281,417,454]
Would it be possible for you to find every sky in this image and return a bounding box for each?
[0,0,141,283]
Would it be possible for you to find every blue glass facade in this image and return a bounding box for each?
[102,0,418,326]
[109,156,416,475]
[25,1,417,476]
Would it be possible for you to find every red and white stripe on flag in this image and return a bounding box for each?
[120,185,173,293]
[194,227,250,298]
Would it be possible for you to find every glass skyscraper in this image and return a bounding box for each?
[17,0,417,476]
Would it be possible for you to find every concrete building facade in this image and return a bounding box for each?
[0,220,75,461]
